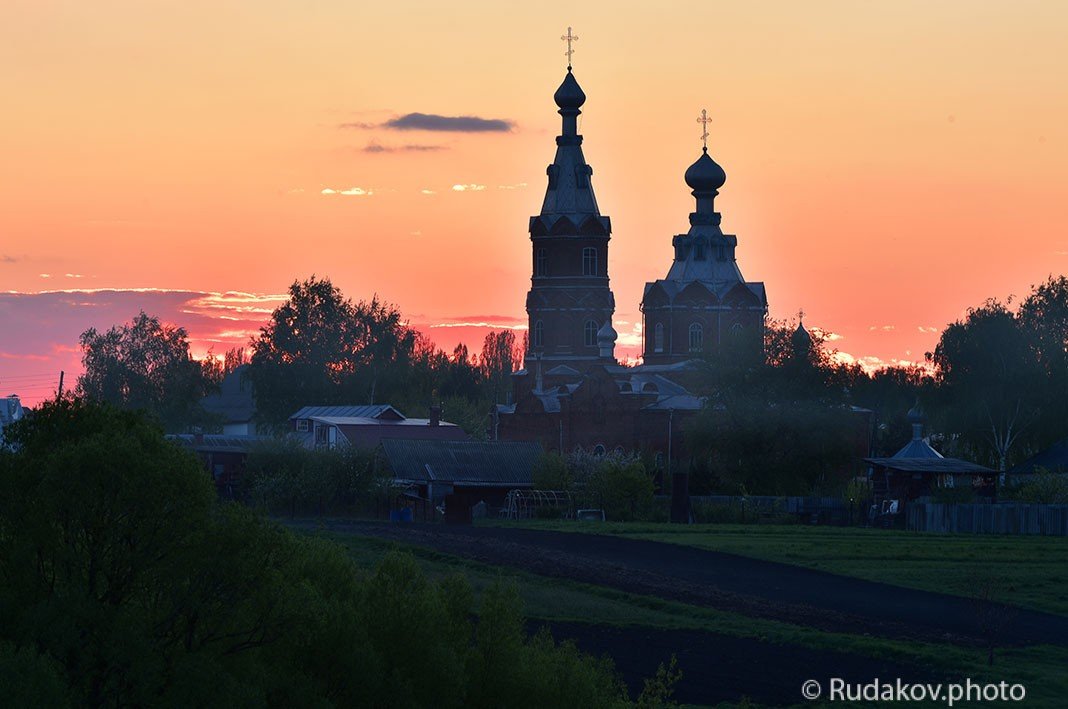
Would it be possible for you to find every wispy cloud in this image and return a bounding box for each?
[362,141,447,154]
[39,273,52,279]
[64,273,85,279]
[1,255,17,264]
[429,320,527,330]
[497,183,528,190]
[321,187,373,196]
[382,113,513,133]
[868,325,895,332]
[420,189,436,195]
[917,326,939,334]
[810,326,843,342]
[337,121,378,129]
[451,184,486,192]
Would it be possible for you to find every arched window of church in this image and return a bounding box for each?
[730,322,743,337]
[533,320,544,348]
[582,247,598,276]
[688,322,703,352]
[592,444,606,457]
[535,248,548,277]
[654,322,664,353]
[584,320,598,347]
[694,241,706,260]
[716,245,726,261]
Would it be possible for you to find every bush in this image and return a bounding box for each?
[1007,468,1068,504]
[588,458,655,522]
[0,399,664,707]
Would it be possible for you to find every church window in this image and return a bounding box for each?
[582,247,598,276]
[654,323,664,353]
[694,241,706,260]
[688,322,703,353]
[584,320,598,347]
[533,320,544,348]
[716,245,726,261]
[592,444,606,457]
[535,248,548,277]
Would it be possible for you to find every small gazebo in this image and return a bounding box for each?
[865,405,996,509]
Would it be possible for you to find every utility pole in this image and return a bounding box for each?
[56,370,64,400]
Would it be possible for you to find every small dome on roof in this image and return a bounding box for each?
[554,70,586,110]
[597,321,618,344]
[792,320,812,349]
[907,401,925,423]
[684,149,727,192]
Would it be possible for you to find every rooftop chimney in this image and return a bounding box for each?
[429,405,441,427]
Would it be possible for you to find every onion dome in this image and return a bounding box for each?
[907,401,925,424]
[792,319,812,351]
[684,148,727,192]
[597,320,618,345]
[554,70,586,110]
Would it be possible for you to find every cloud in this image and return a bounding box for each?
[383,113,513,133]
[451,184,486,192]
[322,187,373,196]
[1,255,17,264]
[410,230,422,236]
[917,326,939,334]
[64,273,85,279]
[39,273,52,278]
[868,325,895,332]
[420,189,436,195]
[0,288,292,405]
[337,121,378,129]
[497,183,528,190]
[1056,251,1068,256]
[429,320,526,330]
[810,326,843,341]
[362,141,446,153]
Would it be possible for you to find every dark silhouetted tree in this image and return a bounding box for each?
[76,311,214,432]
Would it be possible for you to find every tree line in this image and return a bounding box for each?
[684,275,1068,495]
[74,276,524,436]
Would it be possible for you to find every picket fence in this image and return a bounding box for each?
[907,503,1068,536]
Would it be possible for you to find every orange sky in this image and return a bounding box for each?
[3,1,1067,404]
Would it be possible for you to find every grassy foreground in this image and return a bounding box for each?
[483,520,1068,618]
[312,530,1068,708]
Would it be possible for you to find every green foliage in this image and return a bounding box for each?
[0,399,648,707]
[636,655,682,709]
[245,438,385,516]
[533,452,572,491]
[588,458,655,522]
[76,310,217,432]
[1006,468,1068,504]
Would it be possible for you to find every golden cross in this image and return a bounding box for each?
[798,308,805,322]
[561,26,579,68]
[697,109,711,151]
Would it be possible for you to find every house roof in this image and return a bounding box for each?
[289,404,404,421]
[1011,439,1068,474]
[865,457,994,475]
[381,438,542,487]
[892,438,944,459]
[336,422,469,449]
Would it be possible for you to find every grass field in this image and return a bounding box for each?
[484,521,1068,618]
[313,529,1068,708]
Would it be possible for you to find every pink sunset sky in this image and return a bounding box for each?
[2,1,1067,405]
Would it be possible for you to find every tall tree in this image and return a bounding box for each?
[480,331,522,404]
[76,311,214,432]
[247,277,420,428]
[929,299,1043,470]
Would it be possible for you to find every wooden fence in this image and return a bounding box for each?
[907,503,1068,536]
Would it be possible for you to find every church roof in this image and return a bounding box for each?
[533,68,608,227]
[684,148,727,192]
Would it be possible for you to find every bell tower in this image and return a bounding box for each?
[525,41,616,364]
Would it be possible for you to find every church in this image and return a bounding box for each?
[495,54,768,463]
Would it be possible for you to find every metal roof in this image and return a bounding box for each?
[381,438,542,487]
[865,457,995,475]
[1011,439,1068,474]
[289,405,404,421]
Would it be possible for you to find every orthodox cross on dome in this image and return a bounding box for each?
[561,26,579,69]
[798,308,805,322]
[697,109,711,152]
